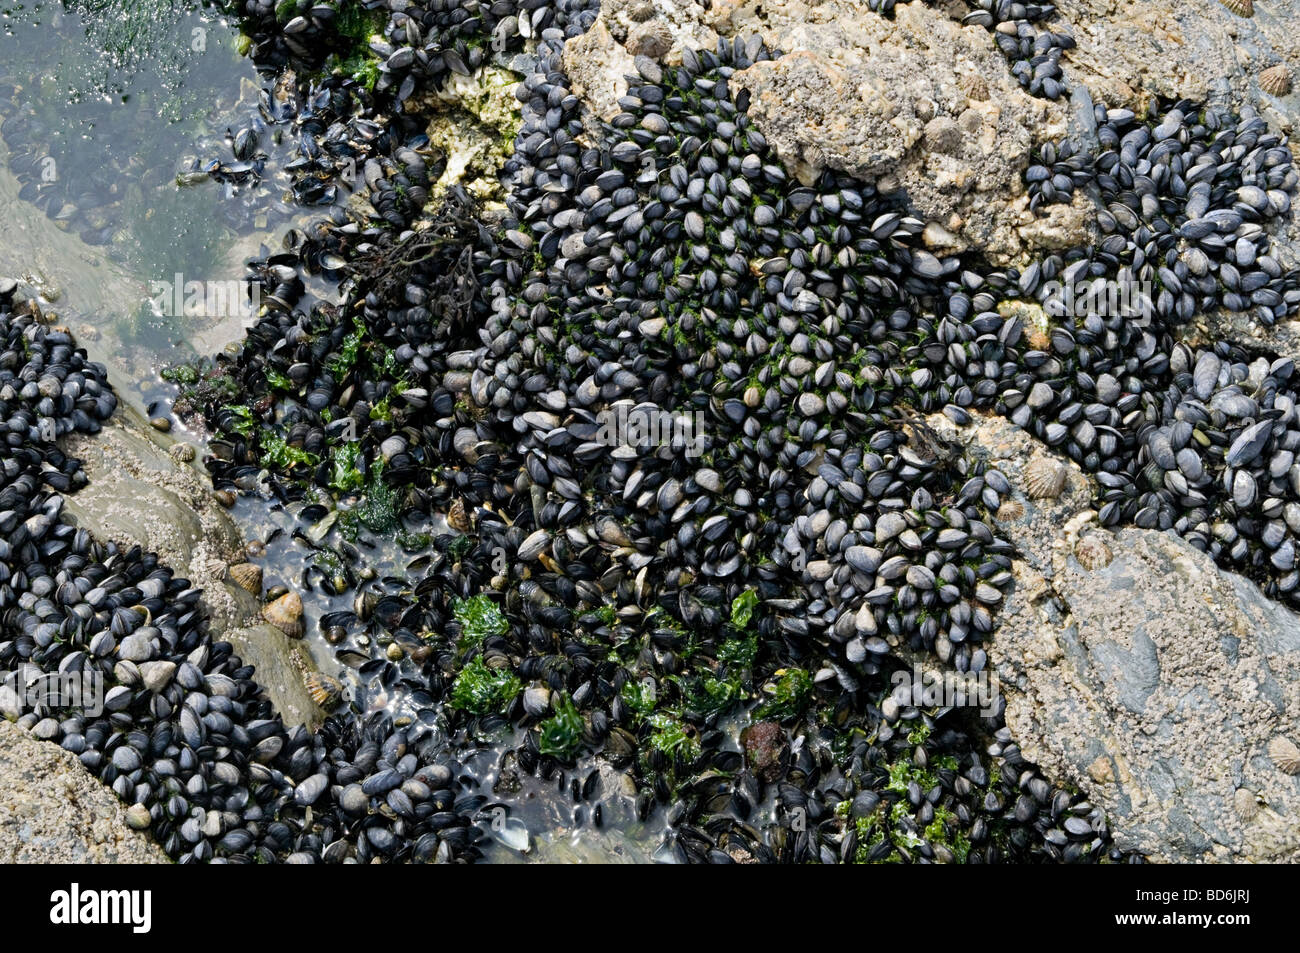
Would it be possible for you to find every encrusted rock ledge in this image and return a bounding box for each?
[565,0,1082,262]
[933,412,1300,863]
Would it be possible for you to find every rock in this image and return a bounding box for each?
[514,825,656,863]
[740,720,788,782]
[562,18,637,122]
[996,529,1300,862]
[412,66,523,203]
[0,720,166,862]
[600,0,716,48]
[1016,194,1099,252]
[934,412,1300,862]
[60,403,324,728]
[926,411,1092,576]
[1055,0,1300,116]
[1046,0,1300,270]
[0,141,137,346]
[923,115,964,155]
[717,1,1067,260]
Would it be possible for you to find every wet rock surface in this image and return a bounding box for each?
[0,137,141,329]
[1191,307,1300,366]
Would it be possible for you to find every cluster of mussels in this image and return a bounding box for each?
[960,0,1073,101]
[234,0,381,69]
[11,0,1300,863]
[1026,102,1297,326]
[0,281,491,862]
[1013,102,1300,603]
[170,0,1158,863]
[471,18,1125,862]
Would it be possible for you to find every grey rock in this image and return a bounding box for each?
[996,528,1300,862]
[930,412,1300,862]
[0,721,165,862]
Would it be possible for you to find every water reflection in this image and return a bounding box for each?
[0,0,312,407]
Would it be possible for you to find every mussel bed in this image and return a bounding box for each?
[2,0,1300,863]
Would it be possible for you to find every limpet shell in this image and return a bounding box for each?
[1261,64,1292,96]
[263,591,304,639]
[305,672,345,710]
[1233,787,1261,822]
[995,499,1026,522]
[1268,735,1300,774]
[228,562,263,595]
[959,73,989,102]
[1024,457,1069,500]
[448,498,471,533]
[1219,0,1253,15]
[1074,534,1113,570]
[169,441,197,463]
[626,19,672,60]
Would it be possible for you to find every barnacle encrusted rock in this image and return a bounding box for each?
[1052,0,1298,116]
[0,720,167,863]
[562,17,638,122]
[413,66,522,203]
[932,412,1300,862]
[996,528,1300,862]
[721,2,1068,261]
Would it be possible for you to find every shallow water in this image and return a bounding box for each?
[0,0,314,410]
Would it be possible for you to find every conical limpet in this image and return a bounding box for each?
[263,591,304,639]
[995,499,1026,522]
[1268,735,1300,774]
[959,73,990,102]
[1233,787,1261,821]
[228,561,263,594]
[1074,533,1113,570]
[1261,64,1292,96]
[304,672,345,710]
[1024,457,1069,500]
